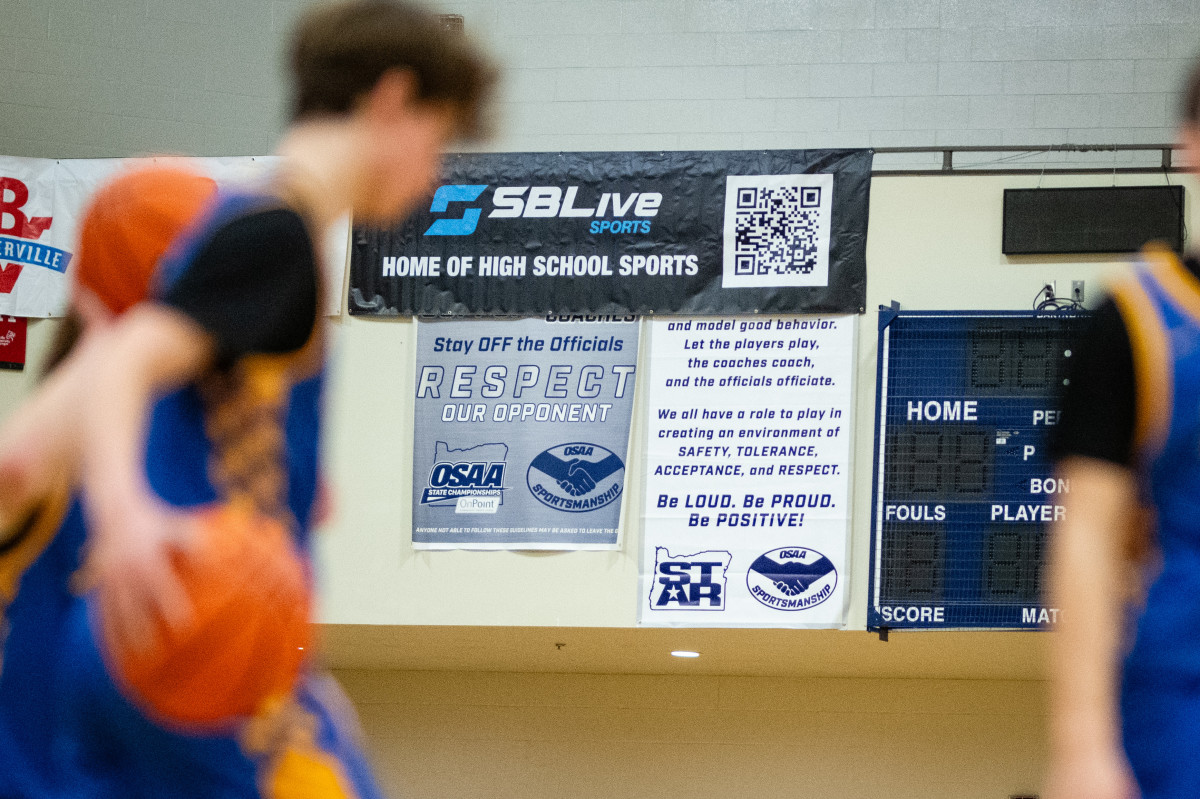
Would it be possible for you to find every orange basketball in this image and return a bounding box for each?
[95,504,312,730]
[75,164,216,315]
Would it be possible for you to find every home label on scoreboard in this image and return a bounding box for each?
[868,308,1089,630]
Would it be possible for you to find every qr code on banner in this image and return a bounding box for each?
[722,173,833,289]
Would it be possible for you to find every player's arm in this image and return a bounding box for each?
[0,335,99,527]
[1044,457,1140,799]
[77,304,216,642]
[1043,299,1140,799]
[83,207,316,536]
[80,304,214,524]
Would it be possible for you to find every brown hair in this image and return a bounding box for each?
[288,0,496,138]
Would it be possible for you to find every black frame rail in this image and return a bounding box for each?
[873,143,1181,177]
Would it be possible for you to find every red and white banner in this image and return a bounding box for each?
[0,156,348,318]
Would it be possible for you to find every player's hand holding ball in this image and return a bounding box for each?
[82,498,312,730]
[79,491,199,647]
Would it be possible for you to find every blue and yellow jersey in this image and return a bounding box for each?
[0,187,379,799]
[148,188,326,547]
[1103,247,1200,799]
[1109,247,1200,682]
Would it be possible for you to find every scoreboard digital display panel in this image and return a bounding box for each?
[868,309,1090,630]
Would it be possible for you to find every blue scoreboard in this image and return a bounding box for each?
[868,308,1090,631]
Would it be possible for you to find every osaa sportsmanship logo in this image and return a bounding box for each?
[526,442,624,512]
[747,546,837,611]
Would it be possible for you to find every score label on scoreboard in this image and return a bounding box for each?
[868,309,1088,630]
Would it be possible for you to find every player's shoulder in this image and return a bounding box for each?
[156,190,313,292]
[201,203,311,258]
[192,190,311,253]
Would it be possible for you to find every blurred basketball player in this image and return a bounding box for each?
[0,2,494,796]
[1046,57,1200,799]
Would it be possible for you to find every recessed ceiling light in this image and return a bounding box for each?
[670,650,701,658]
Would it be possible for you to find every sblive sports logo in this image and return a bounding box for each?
[421,441,508,514]
[423,184,663,237]
[649,548,732,611]
[0,176,67,294]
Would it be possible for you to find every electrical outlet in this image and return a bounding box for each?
[1072,280,1084,303]
[1044,281,1056,300]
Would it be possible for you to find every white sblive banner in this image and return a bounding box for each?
[0,156,349,318]
[638,315,855,628]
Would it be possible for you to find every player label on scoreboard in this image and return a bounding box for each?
[869,309,1089,630]
[638,315,855,628]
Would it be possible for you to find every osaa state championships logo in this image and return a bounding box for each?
[421,441,508,514]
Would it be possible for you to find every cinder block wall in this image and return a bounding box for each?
[0,0,1196,158]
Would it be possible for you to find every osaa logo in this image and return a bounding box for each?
[746,546,837,611]
[526,442,624,512]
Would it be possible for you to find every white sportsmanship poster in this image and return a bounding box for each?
[638,315,855,628]
[0,155,347,317]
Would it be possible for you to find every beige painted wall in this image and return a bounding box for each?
[334,668,1047,799]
